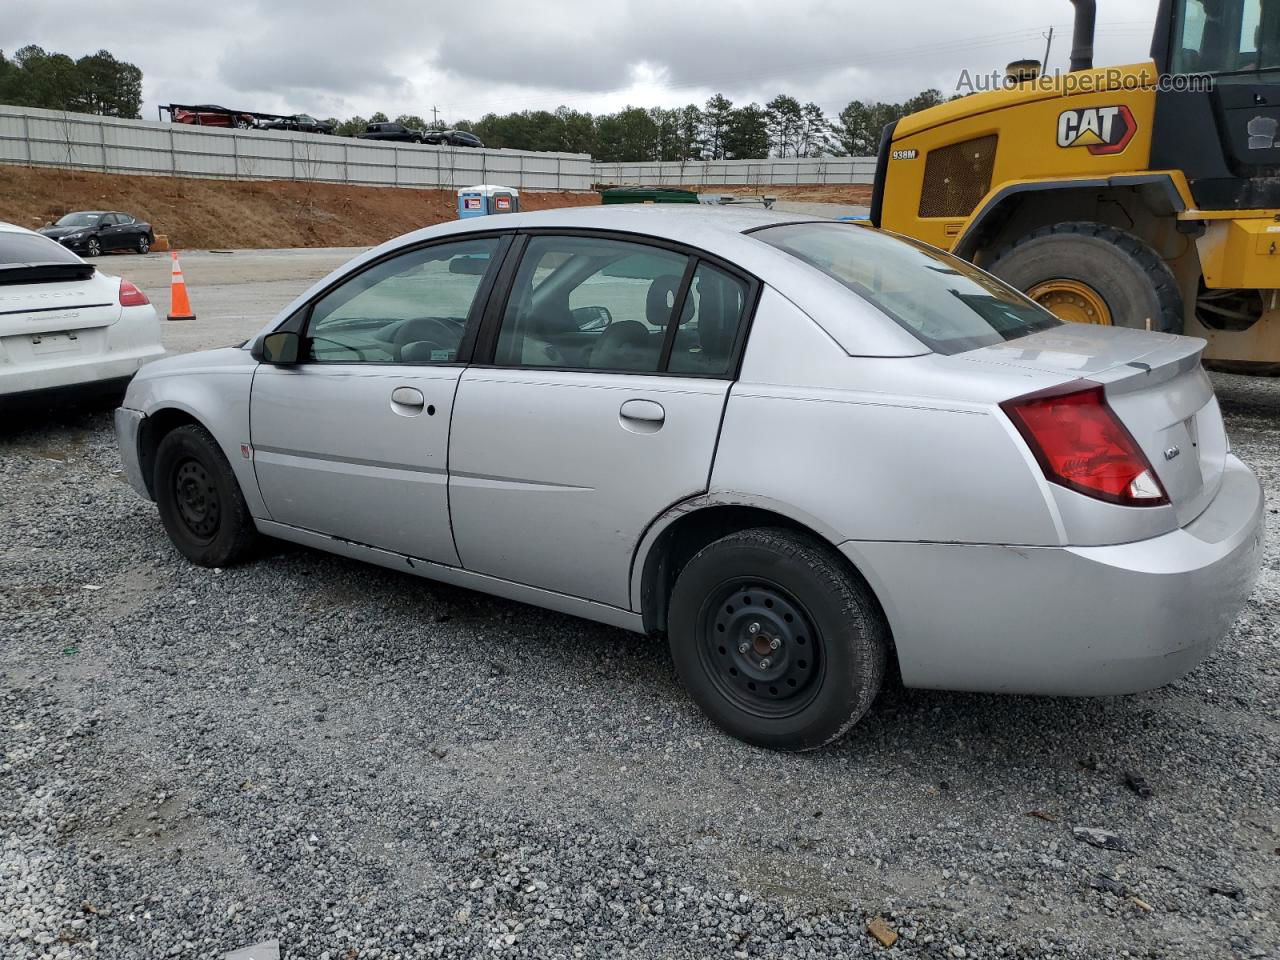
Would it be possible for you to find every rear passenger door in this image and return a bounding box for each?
[448,232,755,609]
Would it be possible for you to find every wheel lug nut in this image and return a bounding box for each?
[769,638,781,650]
[760,658,771,669]
[738,642,750,654]
[748,622,760,635]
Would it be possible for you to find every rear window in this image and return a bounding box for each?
[752,221,1059,354]
[0,231,82,265]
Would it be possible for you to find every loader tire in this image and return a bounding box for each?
[987,221,1184,334]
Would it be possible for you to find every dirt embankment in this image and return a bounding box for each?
[689,183,873,204]
[0,165,598,250]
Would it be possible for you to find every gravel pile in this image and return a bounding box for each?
[1,372,1277,960]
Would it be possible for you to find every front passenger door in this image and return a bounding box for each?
[251,235,506,564]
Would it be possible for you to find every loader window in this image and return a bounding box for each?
[753,222,1059,355]
[1171,0,1280,74]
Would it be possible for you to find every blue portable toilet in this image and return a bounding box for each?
[457,184,520,219]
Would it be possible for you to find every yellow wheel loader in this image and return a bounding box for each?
[871,0,1280,368]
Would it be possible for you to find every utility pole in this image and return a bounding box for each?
[430,106,440,126]
[1042,25,1055,72]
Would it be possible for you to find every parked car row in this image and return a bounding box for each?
[357,122,484,147]
[164,106,484,146]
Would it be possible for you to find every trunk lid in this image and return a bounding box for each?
[0,270,122,338]
[960,325,1225,526]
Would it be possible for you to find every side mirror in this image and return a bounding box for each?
[255,330,301,364]
[572,305,613,332]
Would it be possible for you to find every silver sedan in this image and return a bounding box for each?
[115,206,1264,750]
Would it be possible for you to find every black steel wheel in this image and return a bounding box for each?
[669,527,887,751]
[698,579,824,718]
[173,458,220,541]
[154,423,258,566]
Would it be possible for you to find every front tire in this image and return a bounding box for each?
[85,237,101,258]
[987,222,1183,333]
[153,424,258,567]
[668,528,887,751]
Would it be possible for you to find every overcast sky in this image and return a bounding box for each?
[4,0,1161,123]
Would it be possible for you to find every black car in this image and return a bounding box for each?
[357,121,425,143]
[37,211,155,257]
[423,129,484,148]
[259,114,335,135]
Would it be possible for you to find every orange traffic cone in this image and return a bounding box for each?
[167,250,196,322]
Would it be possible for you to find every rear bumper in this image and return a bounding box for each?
[0,344,165,396]
[843,454,1264,696]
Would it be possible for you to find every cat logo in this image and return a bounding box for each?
[1056,105,1137,155]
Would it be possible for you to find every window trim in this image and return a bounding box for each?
[283,231,514,368]
[470,227,762,381]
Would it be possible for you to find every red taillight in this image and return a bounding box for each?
[119,279,150,307]
[1000,380,1168,507]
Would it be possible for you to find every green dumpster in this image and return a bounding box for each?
[599,187,700,205]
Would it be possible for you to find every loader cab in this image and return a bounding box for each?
[1151,0,1280,208]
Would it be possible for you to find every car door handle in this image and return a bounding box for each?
[619,399,665,423]
[391,386,425,407]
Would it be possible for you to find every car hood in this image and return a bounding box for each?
[133,346,254,383]
[37,226,85,239]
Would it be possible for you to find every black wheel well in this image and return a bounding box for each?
[963,182,1184,268]
[137,408,204,498]
[639,505,891,647]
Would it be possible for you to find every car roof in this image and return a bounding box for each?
[256,204,926,358]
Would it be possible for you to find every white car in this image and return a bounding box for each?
[0,222,162,403]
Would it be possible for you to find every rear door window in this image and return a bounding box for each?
[494,235,690,372]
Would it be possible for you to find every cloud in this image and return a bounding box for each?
[1,0,1163,124]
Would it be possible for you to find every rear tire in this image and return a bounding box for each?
[987,221,1184,333]
[153,424,257,567]
[136,235,151,254]
[667,527,887,751]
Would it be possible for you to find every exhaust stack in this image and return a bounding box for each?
[1069,0,1097,72]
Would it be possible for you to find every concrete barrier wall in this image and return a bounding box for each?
[591,157,877,186]
[0,104,594,192]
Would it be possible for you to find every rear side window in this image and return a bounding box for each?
[0,232,82,265]
[668,263,749,375]
[495,235,690,372]
[753,221,1059,355]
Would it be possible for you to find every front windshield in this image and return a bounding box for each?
[753,222,1059,355]
[55,213,102,227]
[1172,0,1280,74]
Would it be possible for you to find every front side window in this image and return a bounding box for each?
[305,237,500,363]
[753,221,1058,355]
[495,236,691,372]
[1172,0,1280,74]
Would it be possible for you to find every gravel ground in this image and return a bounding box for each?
[1,372,1277,960]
